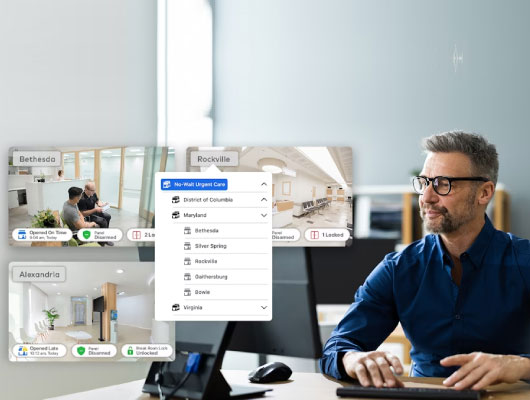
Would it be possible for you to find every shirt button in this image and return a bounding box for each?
[455,314,461,320]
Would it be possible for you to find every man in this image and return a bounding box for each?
[78,181,113,246]
[62,186,98,239]
[320,132,530,390]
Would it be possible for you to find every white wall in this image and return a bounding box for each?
[86,297,93,325]
[273,170,329,204]
[31,166,57,177]
[213,0,530,239]
[46,295,72,327]
[8,283,25,340]
[116,293,154,330]
[8,175,33,190]
[26,284,48,336]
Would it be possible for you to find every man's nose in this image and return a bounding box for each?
[422,182,439,203]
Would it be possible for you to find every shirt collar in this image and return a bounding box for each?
[464,214,496,269]
[435,214,497,270]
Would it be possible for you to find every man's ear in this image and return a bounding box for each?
[477,181,495,206]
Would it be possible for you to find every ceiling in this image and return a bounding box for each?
[238,147,352,185]
[13,262,154,299]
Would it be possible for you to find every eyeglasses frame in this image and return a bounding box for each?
[412,176,490,196]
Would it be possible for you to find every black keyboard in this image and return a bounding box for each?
[337,386,484,399]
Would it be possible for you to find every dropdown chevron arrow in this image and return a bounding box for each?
[261,213,267,217]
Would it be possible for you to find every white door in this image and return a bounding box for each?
[74,302,85,325]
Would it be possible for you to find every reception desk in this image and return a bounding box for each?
[8,175,33,209]
[26,179,88,216]
[273,200,294,228]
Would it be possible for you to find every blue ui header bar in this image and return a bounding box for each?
[160,179,228,191]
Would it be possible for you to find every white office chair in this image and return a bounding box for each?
[34,322,46,342]
[39,320,49,339]
[19,328,36,344]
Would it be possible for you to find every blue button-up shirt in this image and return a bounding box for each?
[320,215,530,379]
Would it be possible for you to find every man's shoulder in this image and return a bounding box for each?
[62,202,77,219]
[506,232,530,249]
[78,194,89,209]
[505,232,530,266]
[382,235,437,269]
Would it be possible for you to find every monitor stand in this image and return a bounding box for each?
[98,311,104,341]
[142,322,272,400]
[202,370,271,399]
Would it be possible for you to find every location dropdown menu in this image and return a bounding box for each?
[155,172,272,321]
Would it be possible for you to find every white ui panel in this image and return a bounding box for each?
[155,172,272,321]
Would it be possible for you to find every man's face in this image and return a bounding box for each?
[85,185,96,196]
[73,194,82,205]
[419,152,480,234]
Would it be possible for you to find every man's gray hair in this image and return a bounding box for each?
[422,131,499,185]
[85,181,95,190]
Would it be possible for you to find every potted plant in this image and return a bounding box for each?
[410,168,422,178]
[32,209,58,228]
[43,307,60,330]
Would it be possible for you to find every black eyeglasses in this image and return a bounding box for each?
[412,176,489,196]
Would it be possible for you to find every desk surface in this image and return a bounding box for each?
[47,370,530,400]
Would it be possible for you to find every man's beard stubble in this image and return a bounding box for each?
[420,190,477,234]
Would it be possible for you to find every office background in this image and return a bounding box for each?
[1,0,157,398]
[214,0,530,238]
[3,0,530,398]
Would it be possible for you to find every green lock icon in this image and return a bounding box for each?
[127,346,133,356]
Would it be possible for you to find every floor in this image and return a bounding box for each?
[9,204,150,247]
[276,201,353,247]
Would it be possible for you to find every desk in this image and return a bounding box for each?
[318,305,412,367]
[273,200,293,228]
[47,370,530,400]
[8,187,25,208]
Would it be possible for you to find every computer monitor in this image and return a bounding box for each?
[92,296,104,312]
[228,246,322,359]
[142,247,322,399]
[309,238,397,304]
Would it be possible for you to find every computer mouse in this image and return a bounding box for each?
[248,361,292,383]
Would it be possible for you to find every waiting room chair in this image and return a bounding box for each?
[303,201,319,216]
[60,211,100,247]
